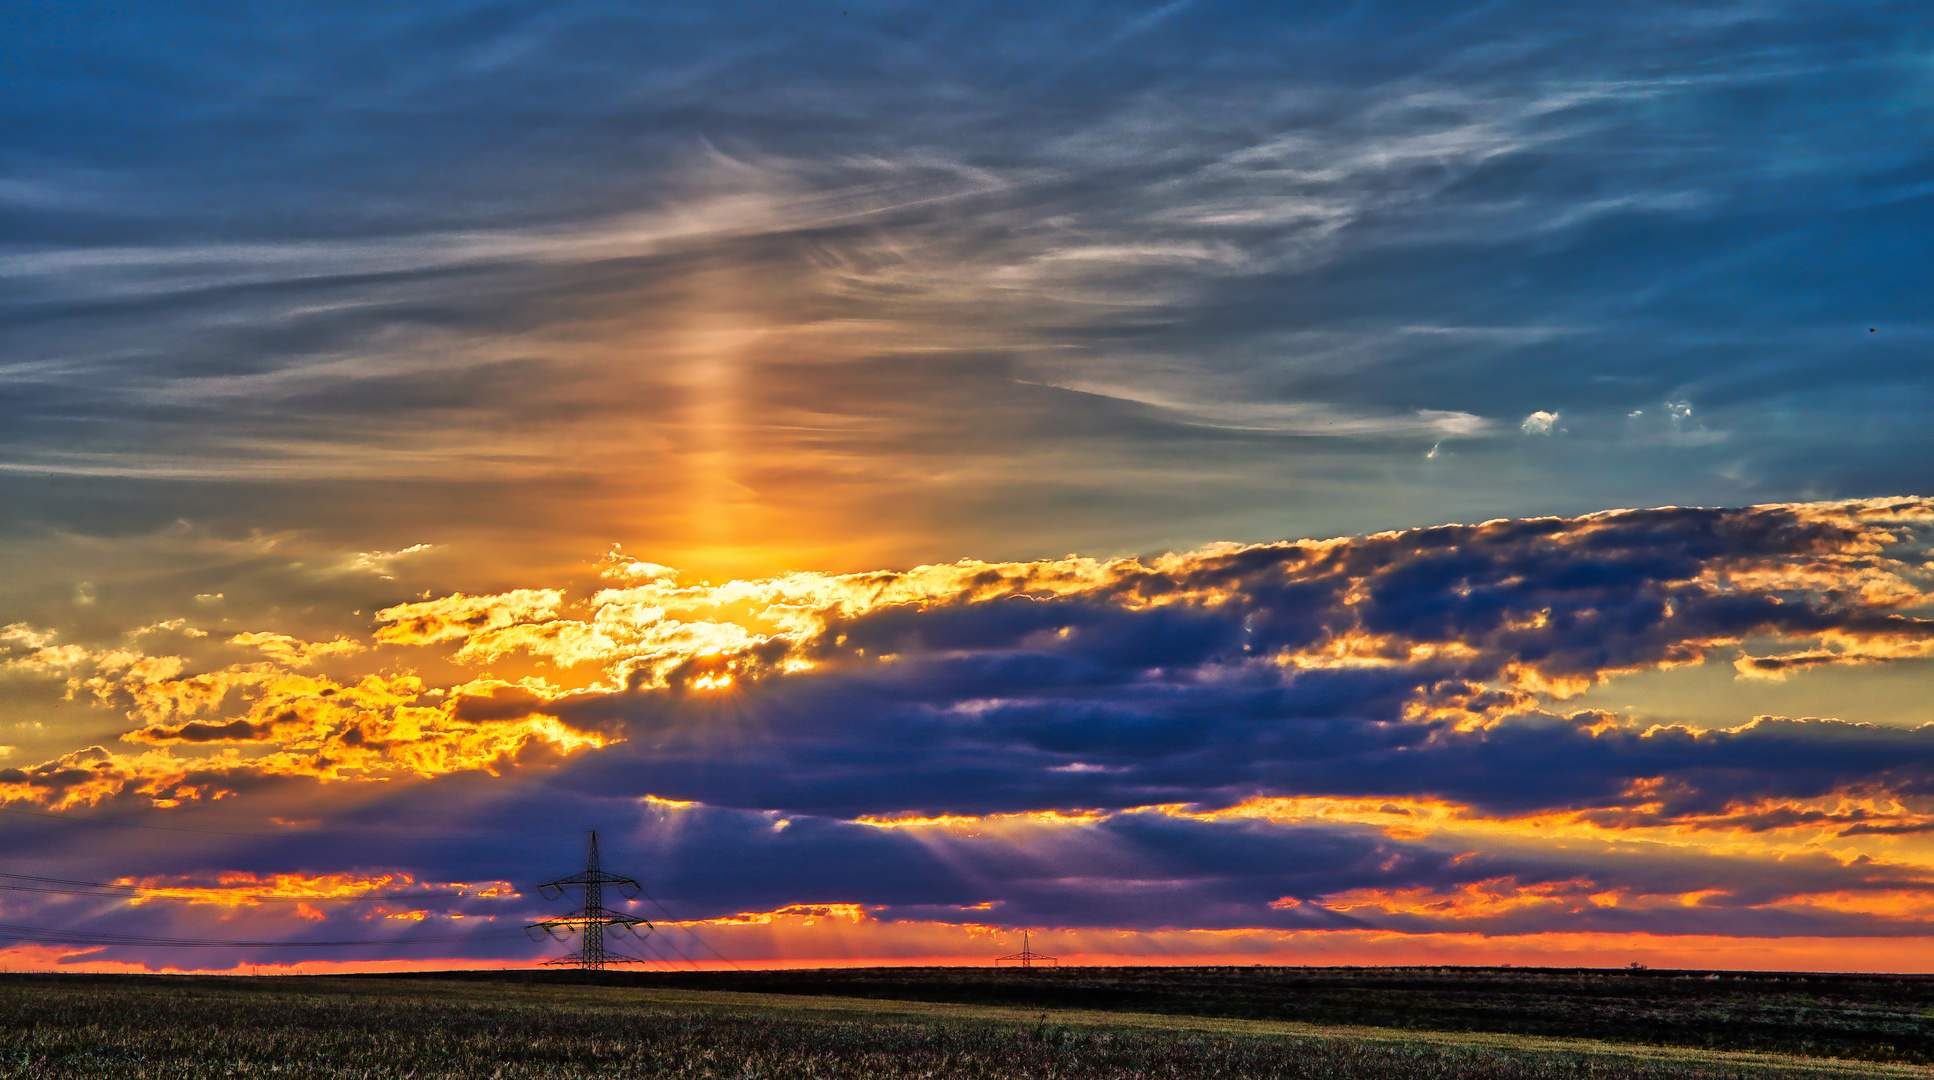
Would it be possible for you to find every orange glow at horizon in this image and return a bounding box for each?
[16,925,1934,977]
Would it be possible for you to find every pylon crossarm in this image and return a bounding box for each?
[537,871,641,889]
[531,915,649,929]
[576,906,647,920]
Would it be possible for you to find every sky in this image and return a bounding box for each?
[2,0,1933,974]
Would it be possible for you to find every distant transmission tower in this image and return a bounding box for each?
[526,831,654,970]
[994,930,1057,969]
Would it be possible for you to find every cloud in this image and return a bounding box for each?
[0,623,91,674]
[1050,380,1492,438]
[373,590,564,647]
[8,0,1926,519]
[374,495,1934,701]
[3,1,1929,632]
[1521,410,1560,435]
[0,638,610,807]
[9,502,1934,962]
[11,499,1932,836]
[346,544,436,578]
[228,632,364,667]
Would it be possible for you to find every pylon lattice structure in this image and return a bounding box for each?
[994,930,1057,969]
[526,831,654,970]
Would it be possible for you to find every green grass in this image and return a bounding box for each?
[0,975,1920,1079]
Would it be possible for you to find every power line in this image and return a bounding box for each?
[633,887,742,970]
[629,932,681,970]
[635,921,702,970]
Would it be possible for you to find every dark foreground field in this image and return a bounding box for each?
[0,974,1923,1080]
[465,965,1934,1066]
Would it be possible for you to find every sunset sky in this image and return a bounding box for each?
[4,1,1934,974]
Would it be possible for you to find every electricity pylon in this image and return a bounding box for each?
[994,930,1057,969]
[526,831,654,970]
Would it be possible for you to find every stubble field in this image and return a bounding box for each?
[585,965,1934,1064]
[0,972,1927,1079]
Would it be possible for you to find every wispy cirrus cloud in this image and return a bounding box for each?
[6,1,1927,587]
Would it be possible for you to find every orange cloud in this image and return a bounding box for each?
[228,631,365,667]
[373,589,564,646]
[695,903,875,927]
[341,498,1934,727]
[853,808,1113,834]
[1320,877,1606,920]
[113,871,510,908]
[12,499,1934,831]
[0,670,608,808]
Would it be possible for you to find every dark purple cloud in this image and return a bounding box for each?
[5,499,1933,965]
[518,501,1934,824]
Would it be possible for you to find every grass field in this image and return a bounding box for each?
[0,974,1926,1079]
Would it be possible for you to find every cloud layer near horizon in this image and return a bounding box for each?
[5,499,1934,968]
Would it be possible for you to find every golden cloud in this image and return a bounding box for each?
[113,871,511,908]
[228,631,366,667]
[373,589,564,646]
[1320,876,1605,920]
[10,498,1933,812]
[354,498,1934,718]
[0,653,608,808]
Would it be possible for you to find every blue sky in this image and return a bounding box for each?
[2,1,1933,972]
[6,1,1930,560]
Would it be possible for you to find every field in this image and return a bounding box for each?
[564,965,1934,1064]
[1,972,1929,1080]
